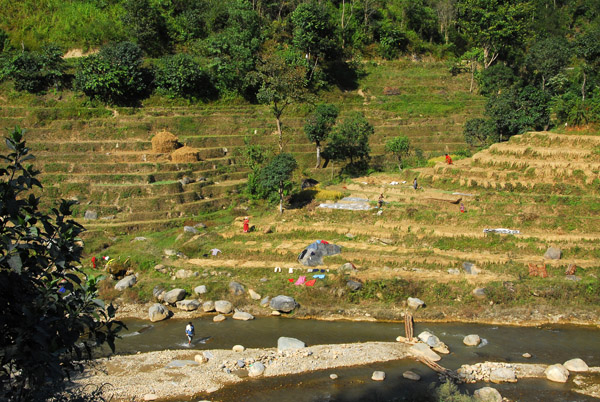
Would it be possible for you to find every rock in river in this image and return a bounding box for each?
[277,337,306,352]
[463,334,481,346]
[270,295,298,312]
[545,364,569,383]
[372,371,386,381]
[473,387,502,402]
[409,343,441,362]
[563,358,588,372]
[232,310,254,321]
[490,367,516,383]
[148,303,170,322]
[403,371,421,381]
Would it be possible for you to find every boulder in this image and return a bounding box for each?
[463,334,481,346]
[194,354,208,364]
[298,242,342,266]
[260,296,271,307]
[407,297,425,309]
[346,280,363,291]
[371,371,386,381]
[472,287,487,299]
[270,295,298,312]
[143,395,158,401]
[183,226,199,234]
[473,387,502,402]
[433,343,450,354]
[194,285,207,295]
[154,264,168,274]
[148,303,170,322]
[213,314,226,322]
[202,300,215,312]
[339,262,357,273]
[409,343,441,362]
[545,364,569,383]
[248,362,265,377]
[152,286,165,300]
[163,289,186,304]
[229,281,245,296]
[248,289,261,300]
[232,345,245,352]
[277,337,306,352]
[271,310,281,316]
[232,311,254,321]
[563,358,588,372]
[164,249,177,256]
[175,269,197,279]
[84,210,98,220]
[490,367,517,383]
[215,300,233,314]
[176,300,200,311]
[544,247,562,260]
[114,275,136,291]
[463,262,481,275]
[403,371,421,381]
[417,331,441,348]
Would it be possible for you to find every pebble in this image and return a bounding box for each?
[330,374,338,380]
[522,353,532,358]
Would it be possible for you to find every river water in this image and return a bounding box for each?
[114,317,600,401]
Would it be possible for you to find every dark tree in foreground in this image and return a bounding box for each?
[258,153,298,214]
[304,103,338,168]
[0,127,123,401]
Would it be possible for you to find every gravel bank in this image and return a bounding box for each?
[73,341,411,401]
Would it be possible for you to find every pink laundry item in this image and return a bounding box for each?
[305,279,316,287]
[294,276,307,285]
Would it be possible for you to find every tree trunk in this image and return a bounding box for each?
[276,116,283,152]
[396,155,402,171]
[581,71,586,103]
[279,184,283,214]
[469,62,475,93]
[315,142,321,168]
[542,75,546,92]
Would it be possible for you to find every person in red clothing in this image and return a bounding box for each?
[243,217,249,233]
[91,256,97,269]
[460,202,465,213]
[445,153,453,164]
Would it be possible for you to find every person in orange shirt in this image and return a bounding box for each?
[243,217,249,233]
[445,153,453,164]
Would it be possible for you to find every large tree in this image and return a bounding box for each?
[304,103,338,168]
[0,127,122,401]
[291,1,337,73]
[456,0,533,68]
[525,36,570,92]
[385,135,411,171]
[258,153,298,214]
[323,111,373,167]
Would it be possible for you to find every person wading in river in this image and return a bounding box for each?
[185,322,195,345]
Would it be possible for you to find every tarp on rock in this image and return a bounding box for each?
[298,240,341,266]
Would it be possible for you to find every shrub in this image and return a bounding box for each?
[464,118,497,147]
[154,53,215,99]
[10,44,64,92]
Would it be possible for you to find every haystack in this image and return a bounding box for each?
[152,130,179,153]
[171,146,199,162]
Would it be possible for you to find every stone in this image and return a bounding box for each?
[277,337,306,352]
[346,280,363,291]
[194,285,207,295]
[271,310,281,316]
[563,358,588,372]
[270,295,298,312]
[407,297,425,309]
[248,362,265,377]
[260,296,271,307]
[213,314,226,322]
[84,210,98,220]
[544,247,562,260]
[148,303,170,322]
[114,275,136,291]
[565,275,581,282]
[215,300,233,314]
[164,249,177,256]
[409,343,441,362]
[152,286,165,300]
[232,311,254,321]
[175,269,197,279]
[330,374,338,380]
[229,281,245,295]
[163,289,186,304]
[463,334,481,346]
[463,262,481,275]
[472,287,487,299]
[180,176,191,185]
[403,371,421,381]
[345,233,354,239]
[134,236,147,241]
[545,364,569,383]
[433,343,450,354]
[237,360,245,368]
[490,367,517,383]
[232,345,245,352]
[522,353,532,358]
[195,222,207,229]
[176,300,200,311]
[183,226,198,234]
[417,331,441,348]
[143,394,158,401]
[202,301,215,312]
[372,371,386,381]
[154,264,167,274]
[194,354,208,364]
[248,289,261,300]
[339,262,357,273]
[447,268,460,275]
[473,387,502,402]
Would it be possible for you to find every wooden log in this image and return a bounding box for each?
[404,312,414,341]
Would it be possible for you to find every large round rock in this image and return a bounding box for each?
[463,334,481,346]
[545,364,569,383]
[473,387,502,402]
[277,337,306,352]
[215,300,233,314]
[563,358,588,372]
[269,295,298,312]
[115,275,136,291]
[163,288,186,304]
[148,303,170,322]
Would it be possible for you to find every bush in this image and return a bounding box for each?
[11,44,64,92]
[464,118,497,147]
[75,42,152,105]
[154,53,215,99]
[379,26,409,60]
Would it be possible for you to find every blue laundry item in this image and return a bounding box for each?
[313,274,325,279]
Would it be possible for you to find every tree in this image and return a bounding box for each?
[524,36,570,91]
[456,0,533,68]
[256,45,309,152]
[291,1,337,73]
[323,111,373,167]
[122,0,170,56]
[154,53,215,99]
[75,42,152,105]
[304,103,338,168]
[0,127,122,401]
[258,153,298,214]
[463,117,497,147]
[11,45,64,93]
[385,136,410,171]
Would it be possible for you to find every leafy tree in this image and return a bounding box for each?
[304,103,338,168]
[75,42,152,105]
[323,111,373,167]
[574,27,600,103]
[0,127,123,401]
[477,63,518,96]
[122,0,170,56]
[154,53,215,99]
[10,45,64,93]
[256,45,309,152]
[379,25,409,59]
[291,1,337,72]
[385,136,411,171]
[258,153,298,214]
[463,117,497,147]
[456,0,533,68]
[525,36,570,91]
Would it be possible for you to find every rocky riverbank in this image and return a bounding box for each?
[73,341,411,401]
